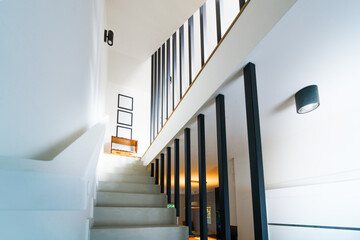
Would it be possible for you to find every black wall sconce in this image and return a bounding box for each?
[104,30,114,46]
[295,85,320,114]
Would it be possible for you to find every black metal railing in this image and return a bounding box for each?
[150,0,249,143]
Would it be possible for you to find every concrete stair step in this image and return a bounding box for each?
[93,207,176,226]
[98,173,154,184]
[99,167,149,176]
[90,225,188,240]
[96,192,167,207]
[98,181,160,194]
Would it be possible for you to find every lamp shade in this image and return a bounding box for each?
[295,85,320,114]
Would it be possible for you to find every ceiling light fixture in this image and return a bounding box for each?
[295,85,320,114]
[104,29,114,46]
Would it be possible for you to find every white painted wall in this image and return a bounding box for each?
[104,50,151,156]
[0,0,106,160]
[0,0,107,239]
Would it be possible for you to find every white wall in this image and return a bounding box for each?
[0,0,107,239]
[0,0,106,160]
[104,50,151,156]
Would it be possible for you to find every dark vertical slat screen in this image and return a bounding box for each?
[199,4,207,66]
[166,147,172,204]
[160,154,165,193]
[172,32,177,110]
[184,128,192,235]
[216,94,231,240]
[197,114,208,239]
[188,16,194,85]
[174,139,180,217]
[166,39,171,120]
[215,0,223,43]
[243,62,269,240]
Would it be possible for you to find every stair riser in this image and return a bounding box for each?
[94,208,176,226]
[98,174,154,184]
[96,192,167,207]
[99,168,149,176]
[91,226,188,240]
[98,182,160,194]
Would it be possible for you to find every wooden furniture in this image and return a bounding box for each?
[111,136,138,157]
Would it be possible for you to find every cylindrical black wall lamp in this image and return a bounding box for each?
[295,85,320,114]
[104,30,114,46]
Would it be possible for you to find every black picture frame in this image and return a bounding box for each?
[117,110,133,126]
[118,94,133,111]
[116,126,132,139]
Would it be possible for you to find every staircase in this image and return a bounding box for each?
[90,155,188,240]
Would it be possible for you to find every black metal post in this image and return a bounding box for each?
[151,162,154,177]
[174,139,180,217]
[155,158,159,185]
[215,94,231,240]
[166,38,171,119]
[179,25,184,98]
[153,53,158,139]
[160,154,165,193]
[157,49,161,133]
[167,147,172,204]
[172,32,177,110]
[184,128,192,234]
[197,114,208,239]
[199,4,207,66]
[243,62,268,240]
[239,0,245,10]
[161,43,165,127]
[188,16,194,85]
[215,0,223,43]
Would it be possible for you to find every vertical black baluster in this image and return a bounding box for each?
[161,43,165,127]
[155,158,159,185]
[167,147,172,204]
[188,16,194,85]
[216,94,231,240]
[166,39,171,120]
[179,25,184,98]
[184,128,192,235]
[150,162,154,177]
[199,4,207,66]
[174,139,180,217]
[160,154,165,193]
[239,0,245,11]
[215,0,223,43]
[172,32,177,110]
[153,53,158,139]
[157,49,161,133]
[243,62,268,240]
[150,54,154,142]
[197,114,208,240]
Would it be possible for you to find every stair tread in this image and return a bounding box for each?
[92,225,187,230]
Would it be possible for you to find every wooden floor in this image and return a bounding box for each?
[189,237,216,240]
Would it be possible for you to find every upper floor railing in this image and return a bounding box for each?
[149,0,249,143]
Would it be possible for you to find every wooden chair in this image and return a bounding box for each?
[111,136,138,157]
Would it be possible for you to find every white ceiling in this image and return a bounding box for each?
[106,0,206,61]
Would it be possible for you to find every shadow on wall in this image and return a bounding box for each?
[33,126,88,161]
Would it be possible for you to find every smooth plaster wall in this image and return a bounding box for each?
[104,50,151,156]
[0,0,106,160]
